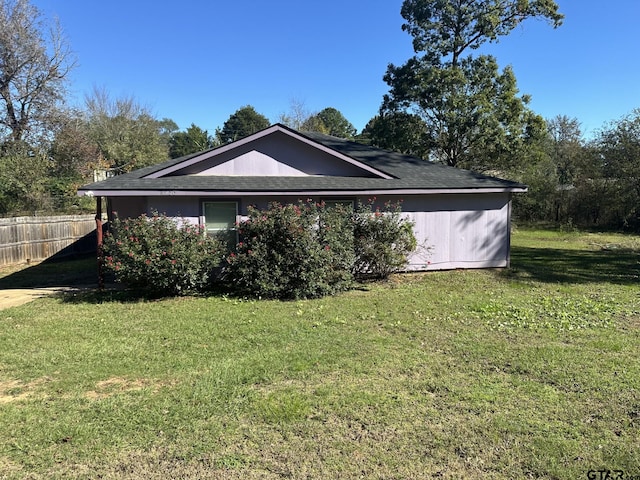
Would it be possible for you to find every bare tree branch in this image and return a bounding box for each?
[0,0,76,143]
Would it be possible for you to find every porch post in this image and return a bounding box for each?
[96,196,104,290]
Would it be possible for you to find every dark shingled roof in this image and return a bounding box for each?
[79,124,526,194]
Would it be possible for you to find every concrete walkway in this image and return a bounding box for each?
[0,287,76,311]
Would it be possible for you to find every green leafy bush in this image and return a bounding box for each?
[103,212,225,296]
[353,199,417,280]
[225,201,355,300]
[103,201,418,299]
[225,200,417,299]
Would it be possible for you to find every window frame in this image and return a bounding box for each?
[201,199,240,245]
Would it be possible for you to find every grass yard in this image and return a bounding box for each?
[0,227,639,479]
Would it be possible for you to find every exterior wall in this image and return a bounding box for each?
[109,196,148,220]
[171,131,379,177]
[106,192,513,271]
[197,150,308,176]
[386,194,511,270]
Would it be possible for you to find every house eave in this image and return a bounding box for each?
[78,186,527,197]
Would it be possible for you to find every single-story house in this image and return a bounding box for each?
[77,124,527,271]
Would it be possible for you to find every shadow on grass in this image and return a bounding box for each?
[3,243,638,307]
[58,287,176,305]
[57,279,241,305]
[509,246,640,285]
[0,255,235,305]
[0,255,100,289]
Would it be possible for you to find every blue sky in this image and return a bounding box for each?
[32,1,640,139]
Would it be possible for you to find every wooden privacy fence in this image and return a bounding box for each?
[0,215,99,266]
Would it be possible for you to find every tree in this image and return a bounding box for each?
[157,117,179,144]
[47,109,105,209]
[510,147,558,222]
[301,107,356,139]
[0,141,48,213]
[399,0,563,67]
[50,110,103,180]
[382,0,562,170]
[169,123,216,158]
[217,105,270,144]
[547,115,583,186]
[567,143,613,227]
[360,112,429,158]
[0,0,75,143]
[541,115,583,221]
[84,88,170,172]
[44,115,101,211]
[592,109,640,229]
[277,98,312,131]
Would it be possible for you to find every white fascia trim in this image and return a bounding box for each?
[78,187,527,197]
[144,125,394,180]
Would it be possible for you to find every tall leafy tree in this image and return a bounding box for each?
[360,112,429,158]
[84,88,170,173]
[157,117,179,145]
[399,0,563,66]
[547,115,583,187]
[593,109,640,228]
[383,0,562,170]
[36,111,103,211]
[301,107,357,139]
[169,123,215,158]
[0,141,48,213]
[0,0,75,143]
[217,105,270,144]
[532,115,585,222]
[49,109,103,187]
[567,142,612,227]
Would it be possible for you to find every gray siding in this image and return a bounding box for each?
[197,150,308,176]
[109,197,147,220]
[391,194,511,270]
[171,131,381,178]
[403,203,510,270]
[111,192,512,272]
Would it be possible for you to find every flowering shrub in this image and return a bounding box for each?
[225,199,417,299]
[225,201,355,300]
[102,201,418,299]
[352,199,417,280]
[103,212,225,296]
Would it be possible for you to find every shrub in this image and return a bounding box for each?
[102,201,419,300]
[225,199,418,299]
[103,212,225,296]
[225,201,355,300]
[353,199,417,280]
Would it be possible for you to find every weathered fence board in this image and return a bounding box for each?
[0,215,98,266]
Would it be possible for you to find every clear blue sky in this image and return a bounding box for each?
[32,0,640,139]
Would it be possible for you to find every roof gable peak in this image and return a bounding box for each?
[145,124,394,180]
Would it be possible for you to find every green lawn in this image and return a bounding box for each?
[0,227,639,479]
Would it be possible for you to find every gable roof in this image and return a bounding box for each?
[78,124,527,197]
[145,124,394,180]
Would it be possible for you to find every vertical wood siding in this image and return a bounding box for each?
[0,215,97,266]
[404,207,509,270]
